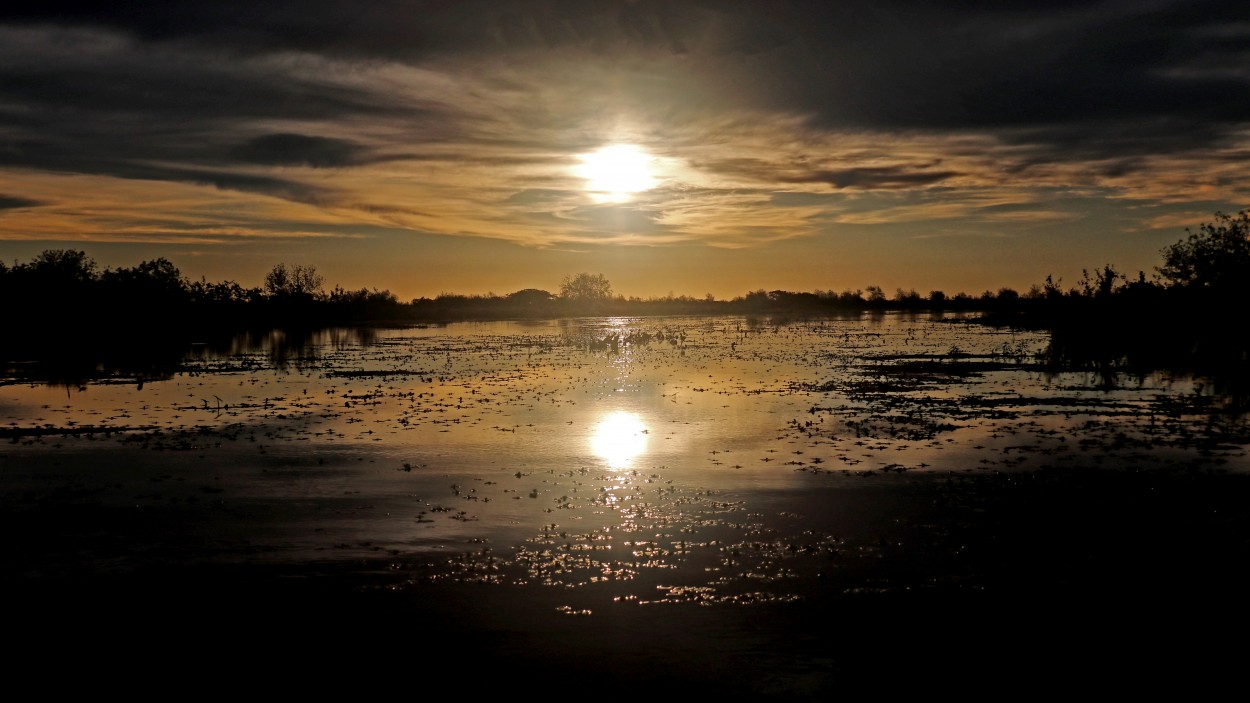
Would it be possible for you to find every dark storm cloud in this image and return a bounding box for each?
[9,1,1245,157]
[0,19,450,207]
[0,56,411,123]
[0,194,43,211]
[715,1,1250,157]
[0,1,705,58]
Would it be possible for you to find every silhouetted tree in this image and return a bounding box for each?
[504,288,556,316]
[1157,210,1250,295]
[24,249,98,285]
[101,258,187,300]
[264,263,324,299]
[559,273,612,302]
[1042,275,1064,300]
[6,249,99,324]
[1077,264,1122,299]
[740,289,769,310]
[837,289,864,306]
[324,285,401,321]
[94,258,191,334]
[507,288,555,305]
[894,288,922,307]
[190,278,257,305]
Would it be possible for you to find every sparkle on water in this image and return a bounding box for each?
[590,411,649,468]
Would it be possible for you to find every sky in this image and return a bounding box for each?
[2,1,1249,300]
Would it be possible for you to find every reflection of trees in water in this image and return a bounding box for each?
[1043,322,1250,416]
[222,327,378,370]
[4,326,378,386]
[1,326,188,389]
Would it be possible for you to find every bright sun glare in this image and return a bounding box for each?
[575,144,657,203]
[590,411,649,468]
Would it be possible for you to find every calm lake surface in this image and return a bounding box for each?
[5,313,1248,694]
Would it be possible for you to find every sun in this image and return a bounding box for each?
[575,144,658,203]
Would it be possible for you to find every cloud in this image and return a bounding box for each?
[5,3,1248,159]
[229,133,372,168]
[0,24,452,204]
[2,1,1250,260]
[687,151,963,193]
[778,167,959,190]
[715,2,1250,154]
[0,194,42,211]
[1140,210,1222,231]
[0,138,341,204]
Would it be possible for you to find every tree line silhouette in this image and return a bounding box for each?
[2,211,1247,379]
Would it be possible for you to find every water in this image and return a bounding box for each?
[4,313,1248,694]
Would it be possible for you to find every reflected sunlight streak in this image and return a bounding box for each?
[590,411,650,468]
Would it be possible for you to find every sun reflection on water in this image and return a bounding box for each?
[590,411,649,468]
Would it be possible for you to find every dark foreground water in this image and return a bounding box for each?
[3,314,1248,695]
